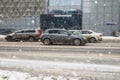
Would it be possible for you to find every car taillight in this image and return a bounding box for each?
[35,29,41,37]
[99,33,102,37]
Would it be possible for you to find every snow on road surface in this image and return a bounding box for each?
[0,70,79,80]
[0,58,120,73]
[0,69,103,80]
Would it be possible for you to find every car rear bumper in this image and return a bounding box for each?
[98,38,102,41]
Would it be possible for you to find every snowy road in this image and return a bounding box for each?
[0,42,120,79]
[0,58,120,73]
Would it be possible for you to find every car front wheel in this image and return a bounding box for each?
[89,37,96,43]
[43,38,51,45]
[5,36,12,41]
[74,39,81,46]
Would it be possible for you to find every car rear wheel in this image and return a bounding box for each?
[5,36,14,41]
[74,39,81,46]
[43,38,51,45]
[29,37,35,42]
[89,37,96,43]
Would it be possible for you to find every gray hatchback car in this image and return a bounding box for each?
[40,29,87,46]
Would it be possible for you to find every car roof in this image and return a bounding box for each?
[45,28,66,31]
[69,29,94,32]
[14,29,36,33]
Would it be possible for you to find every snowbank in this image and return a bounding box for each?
[0,35,6,39]
[0,70,83,80]
[0,69,120,80]
[102,36,120,42]
[0,35,6,41]
[0,70,31,80]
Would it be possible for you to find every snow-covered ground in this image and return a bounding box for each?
[0,69,120,80]
[102,36,120,40]
[0,58,120,73]
[0,70,95,80]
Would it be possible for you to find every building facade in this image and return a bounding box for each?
[0,0,46,30]
[83,0,120,35]
[0,0,120,36]
[0,0,46,18]
[48,0,120,36]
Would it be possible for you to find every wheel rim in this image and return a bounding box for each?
[74,39,81,46]
[44,39,50,45]
[90,38,96,43]
[29,37,34,42]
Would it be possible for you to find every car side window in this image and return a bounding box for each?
[16,31,23,33]
[48,30,60,34]
[82,31,92,34]
[23,30,35,33]
[60,30,68,35]
[74,31,81,34]
[88,31,92,34]
[48,30,54,34]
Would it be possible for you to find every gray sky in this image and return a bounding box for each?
[50,0,81,6]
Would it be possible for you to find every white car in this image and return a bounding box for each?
[69,30,102,43]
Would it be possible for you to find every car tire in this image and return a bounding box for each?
[43,38,51,45]
[5,36,13,41]
[29,37,35,42]
[89,37,96,43]
[74,39,81,46]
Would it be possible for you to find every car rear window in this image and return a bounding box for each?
[23,30,35,33]
[82,31,92,34]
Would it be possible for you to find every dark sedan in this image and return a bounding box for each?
[40,29,87,46]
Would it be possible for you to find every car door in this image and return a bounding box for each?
[22,30,35,39]
[59,30,71,43]
[16,30,29,40]
[13,31,24,40]
[81,30,92,38]
[48,30,61,43]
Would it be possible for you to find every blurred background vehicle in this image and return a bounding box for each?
[0,29,14,35]
[69,30,102,43]
[66,10,82,14]
[112,30,120,37]
[5,29,41,42]
[40,28,87,46]
[49,10,65,14]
